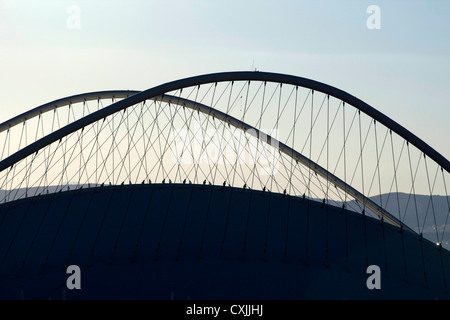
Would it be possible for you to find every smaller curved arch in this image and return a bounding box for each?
[161,94,413,233]
[1,72,447,173]
[0,91,413,232]
[0,90,140,134]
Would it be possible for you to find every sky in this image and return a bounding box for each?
[0,0,449,161]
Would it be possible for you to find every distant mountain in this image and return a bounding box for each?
[339,192,450,247]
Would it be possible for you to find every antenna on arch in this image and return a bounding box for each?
[251,59,258,72]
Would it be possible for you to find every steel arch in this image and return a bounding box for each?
[0,90,140,134]
[0,91,411,231]
[159,94,412,231]
[1,71,447,174]
[0,71,448,233]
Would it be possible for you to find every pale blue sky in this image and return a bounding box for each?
[0,0,449,160]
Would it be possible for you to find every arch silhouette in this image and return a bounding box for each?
[0,71,448,234]
[1,72,447,174]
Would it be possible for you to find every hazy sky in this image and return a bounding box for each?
[1,0,449,160]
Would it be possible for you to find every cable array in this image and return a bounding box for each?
[0,77,448,251]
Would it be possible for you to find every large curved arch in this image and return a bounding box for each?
[1,71,448,175]
[0,71,447,234]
